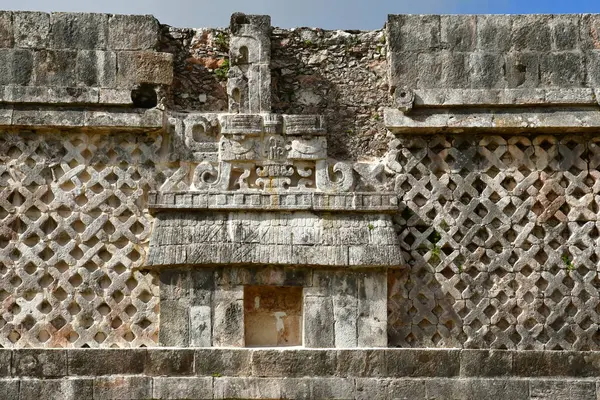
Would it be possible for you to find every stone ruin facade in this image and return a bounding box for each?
[2,10,600,400]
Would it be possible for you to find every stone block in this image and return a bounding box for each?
[68,349,146,375]
[514,351,600,377]
[281,378,355,400]
[116,51,174,86]
[460,350,513,377]
[212,286,244,347]
[4,86,99,104]
[440,51,468,88]
[83,108,163,128]
[336,350,386,377]
[145,349,194,376]
[469,52,506,89]
[387,15,440,52]
[251,349,336,377]
[20,378,93,400]
[530,380,596,400]
[512,15,552,51]
[12,349,67,377]
[505,52,540,88]
[586,51,600,86]
[11,109,85,127]
[159,299,190,346]
[415,52,441,89]
[14,12,50,48]
[425,378,528,400]
[0,379,18,400]
[386,349,460,377]
[333,295,358,348]
[303,295,334,348]
[580,14,600,50]
[159,268,192,300]
[0,12,12,48]
[388,379,428,400]
[190,305,212,347]
[551,15,581,50]
[214,377,281,399]
[0,49,34,86]
[153,377,213,399]
[76,50,117,87]
[189,268,215,303]
[94,376,152,400]
[50,12,108,49]
[476,15,512,52]
[468,379,529,399]
[195,348,252,376]
[357,272,387,348]
[540,52,585,87]
[0,350,10,376]
[388,51,418,90]
[33,49,78,87]
[441,15,476,51]
[0,106,12,125]
[98,88,133,104]
[109,14,160,50]
[355,378,389,400]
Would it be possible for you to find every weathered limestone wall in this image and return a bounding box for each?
[2,10,600,359]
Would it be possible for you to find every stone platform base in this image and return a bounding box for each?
[2,348,600,399]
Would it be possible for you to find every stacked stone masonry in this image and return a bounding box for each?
[2,9,600,399]
[2,348,600,399]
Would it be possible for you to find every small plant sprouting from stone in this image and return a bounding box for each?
[439,219,449,231]
[367,223,375,231]
[562,253,575,271]
[211,372,222,377]
[303,39,316,48]
[457,264,463,273]
[214,59,230,81]
[214,32,229,52]
[428,229,442,245]
[431,245,441,260]
[372,113,381,121]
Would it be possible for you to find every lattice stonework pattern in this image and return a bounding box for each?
[0,130,190,348]
[387,134,600,350]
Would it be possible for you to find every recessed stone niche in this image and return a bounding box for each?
[244,285,302,347]
[157,266,388,348]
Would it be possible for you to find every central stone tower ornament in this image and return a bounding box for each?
[146,13,403,347]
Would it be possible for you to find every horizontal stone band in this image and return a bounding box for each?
[148,190,399,212]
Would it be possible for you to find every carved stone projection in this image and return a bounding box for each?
[146,14,402,348]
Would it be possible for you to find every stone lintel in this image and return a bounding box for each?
[148,191,399,213]
[384,106,600,134]
[0,105,164,130]
[411,88,600,108]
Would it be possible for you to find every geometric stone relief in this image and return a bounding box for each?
[0,129,190,348]
[387,133,600,350]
